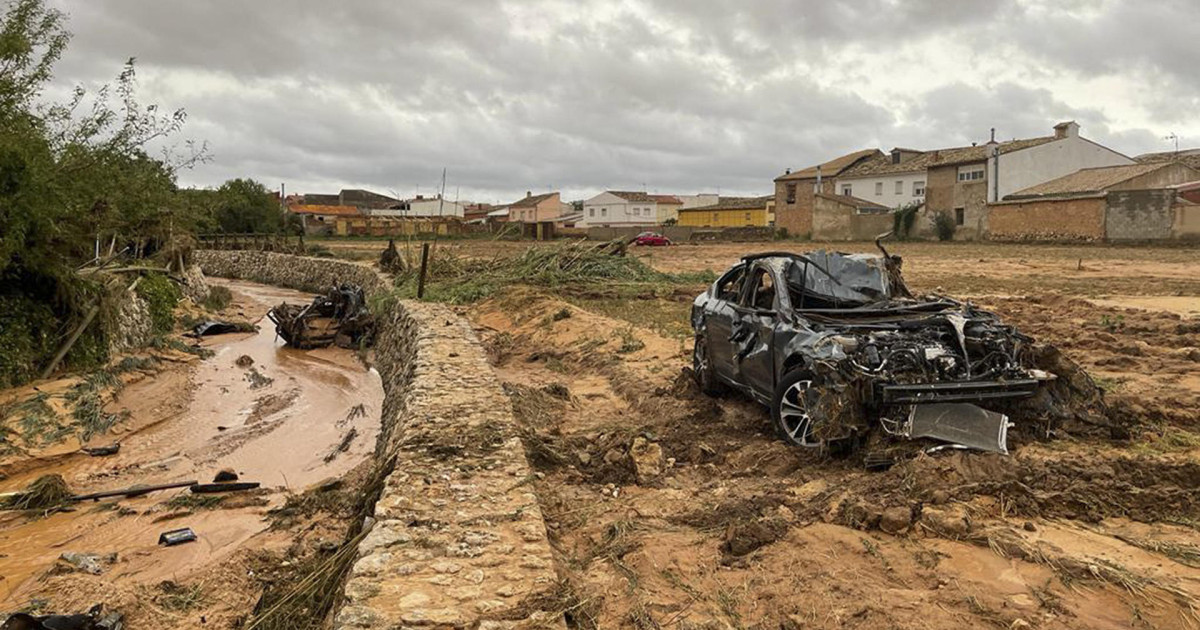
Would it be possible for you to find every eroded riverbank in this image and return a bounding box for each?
[0,278,383,626]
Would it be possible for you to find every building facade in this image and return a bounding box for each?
[676,196,773,227]
[579,191,666,227]
[923,122,1133,239]
[507,192,567,223]
[773,149,882,238]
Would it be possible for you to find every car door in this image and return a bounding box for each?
[730,263,782,401]
[703,264,746,382]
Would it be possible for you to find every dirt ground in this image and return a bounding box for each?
[456,240,1200,629]
[0,280,383,628]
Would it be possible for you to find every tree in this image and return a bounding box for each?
[213,178,284,233]
[0,0,204,384]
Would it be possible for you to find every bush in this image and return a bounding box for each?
[0,294,58,388]
[893,202,921,240]
[932,211,957,241]
[202,285,233,311]
[136,273,182,334]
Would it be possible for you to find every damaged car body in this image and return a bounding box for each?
[691,239,1105,455]
[268,284,374,349]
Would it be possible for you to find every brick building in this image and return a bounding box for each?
[989,162,1200,241]
[773,149,881,238]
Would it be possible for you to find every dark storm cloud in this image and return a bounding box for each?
[42,0,1193,201]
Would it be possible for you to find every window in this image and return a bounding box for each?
[712,212,719,223]
[601,208,607,217]
[745,212,752,223]
[742,268,775,311]
[954,207,965,226]
[717,265,746,302]
[785,183,797,204]
[913,181,925,197]
[841,184,852,196]
[895,181,903,194]
[875,182,883,196]
[589,208,595,217]
[957,166,985,182]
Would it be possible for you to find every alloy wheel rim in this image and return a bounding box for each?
[779,380,819,447]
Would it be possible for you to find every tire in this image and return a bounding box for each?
[772,369,839,448]
[692,333,724,396]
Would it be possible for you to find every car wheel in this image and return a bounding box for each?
[771,369,825,448]
[692,333,724,396]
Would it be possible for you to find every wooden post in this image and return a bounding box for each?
[416,242,431,299]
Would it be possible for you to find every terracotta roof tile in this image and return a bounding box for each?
[776,149,883,181]
[1008,163,1198,198]
[288,204,362,217]
[680,195,773,212]
[509,192,559,208]
[816,192,889,209]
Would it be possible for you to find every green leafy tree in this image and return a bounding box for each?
[212,178,284,233]
[0,0,204,384]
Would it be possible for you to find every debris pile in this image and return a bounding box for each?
[267,284,374,349]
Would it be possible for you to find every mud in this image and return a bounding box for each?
[463,239,1200,629]
[0,279,383,627]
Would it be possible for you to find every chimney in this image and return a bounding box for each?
[526,190,532,198]
[785,168,791,175]
[1054,121,1079,139]
[416,194,424,200]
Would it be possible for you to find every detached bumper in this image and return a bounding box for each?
[878,378,1039,405]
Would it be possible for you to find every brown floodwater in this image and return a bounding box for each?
[0,279,383,605]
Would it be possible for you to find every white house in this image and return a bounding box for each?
[579,191,663,227]
[835,148,930,209]
[369,194,467,218]
[985,121,1134,201]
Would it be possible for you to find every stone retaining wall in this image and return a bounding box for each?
[195,250,562,629]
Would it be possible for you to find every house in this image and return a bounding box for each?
[834,148,930,210]
[371,194,467,218]
[677,196,773,227]
[579,191,671,227]
[989,161,1200,241]
[811,193,892,241]
[774,149,882,238]
[286,203,363,234]
[507,191,567,223]
[1136,149,1200,171]
[652,195,683,224]
[463,203,493,223]
[339,189,400,210]
[923,122,1133,239]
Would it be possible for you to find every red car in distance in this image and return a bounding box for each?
[634,231,672,246]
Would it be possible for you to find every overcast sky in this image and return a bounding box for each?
[43,0,1200,204]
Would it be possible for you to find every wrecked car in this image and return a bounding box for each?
[691,239,1104,455]
[267,284,374,349]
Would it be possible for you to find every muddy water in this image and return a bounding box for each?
[0,279,383,605]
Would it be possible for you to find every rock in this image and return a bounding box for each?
[577,451,591,466]
[630,437,664,483]
[1010,619,1031,629]
[921,506,969,538]
[930,489,950,504]
[1023,521,1037,532]
[879,506,913,535]
[235,354,254,368]
[603,448,625,465]
[56,552,116,575]
[213,469,238,483]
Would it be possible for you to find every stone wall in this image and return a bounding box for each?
[1105,190,1175,241]
[987,196,1107,241]
[195,250,562,629]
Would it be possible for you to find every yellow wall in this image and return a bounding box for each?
[677,208,768,227]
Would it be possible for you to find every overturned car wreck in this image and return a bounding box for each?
[691,238,1111,455]
[267,284,374,349]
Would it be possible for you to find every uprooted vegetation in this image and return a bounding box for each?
[385,240,715,304]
